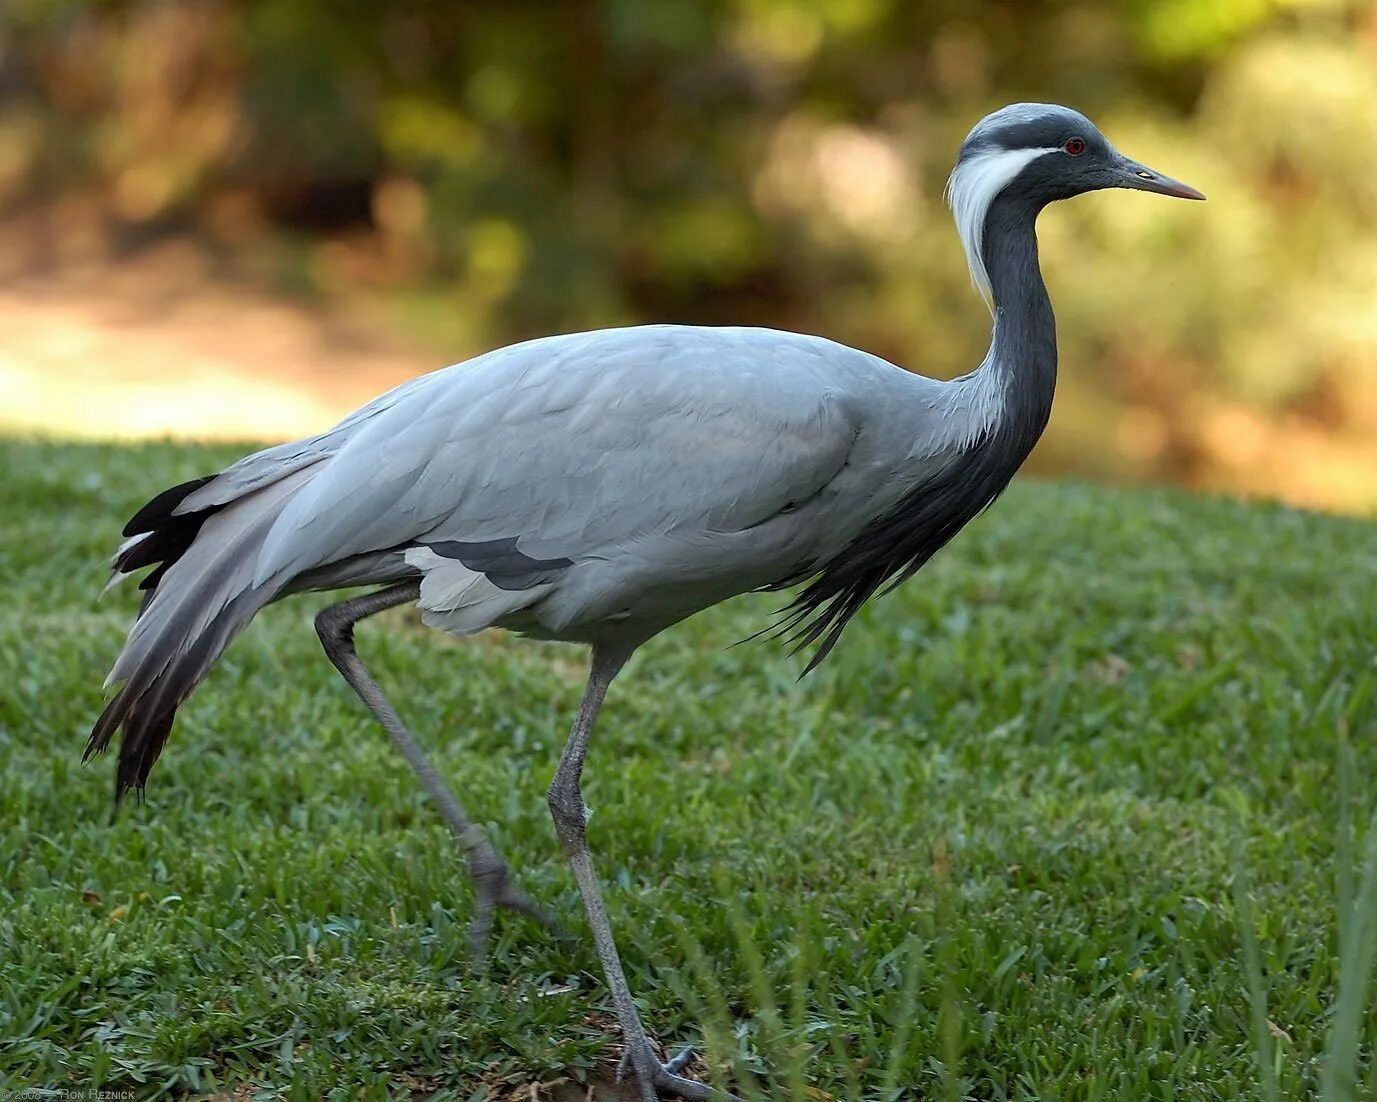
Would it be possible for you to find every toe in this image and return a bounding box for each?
[652,1065,741,1102]
[662,1046,694,1076]
[496,882,566,934]
[471,861,566,938]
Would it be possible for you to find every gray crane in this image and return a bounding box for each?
[89,103,1202,1101]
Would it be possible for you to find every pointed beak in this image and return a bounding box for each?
[1113,153,1206,200]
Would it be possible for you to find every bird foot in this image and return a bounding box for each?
[466,857,567,961]
[616,1043,743,1102]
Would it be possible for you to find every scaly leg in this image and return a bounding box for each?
[315,582,558,959]
[547,645,741,1102]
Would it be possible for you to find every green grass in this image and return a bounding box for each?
[2,437,1377,1100]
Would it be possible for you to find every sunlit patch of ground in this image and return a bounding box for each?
[0,233,428,443]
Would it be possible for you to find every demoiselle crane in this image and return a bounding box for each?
[89,103,1202,1100]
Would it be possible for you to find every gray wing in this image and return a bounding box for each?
[247,326,874,600]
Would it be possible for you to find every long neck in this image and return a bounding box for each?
[775,196,1061,669]
[974,194,1058,453]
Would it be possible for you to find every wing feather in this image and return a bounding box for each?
[249,328,872,593]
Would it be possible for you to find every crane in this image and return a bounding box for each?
[89,103,1202,1100]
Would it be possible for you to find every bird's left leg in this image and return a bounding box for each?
[315,582,558,959]
[548,646,739,1102]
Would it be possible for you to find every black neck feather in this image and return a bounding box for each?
[774,194,1058,671]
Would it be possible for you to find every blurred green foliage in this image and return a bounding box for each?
[0,0,1372,508]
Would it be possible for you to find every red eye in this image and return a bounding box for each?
[1064,137,1086,156]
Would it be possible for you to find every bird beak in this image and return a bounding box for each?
[1113,154,1206,200]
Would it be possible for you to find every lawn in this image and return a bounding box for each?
[2,437,1376,1100]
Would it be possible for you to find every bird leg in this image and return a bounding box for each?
[314,581,558,960]
[548,647,741,1102]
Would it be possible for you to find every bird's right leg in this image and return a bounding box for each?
[548,646,740,1102]
[314,581,558,960]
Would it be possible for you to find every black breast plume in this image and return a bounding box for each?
[768,402,1049,673]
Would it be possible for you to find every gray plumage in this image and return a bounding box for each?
[94,325,970,786]
[89,103,1202,1101]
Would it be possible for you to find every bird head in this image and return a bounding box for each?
[946,102,1204,307]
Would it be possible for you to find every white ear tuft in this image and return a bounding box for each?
[945,145,1057,313]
